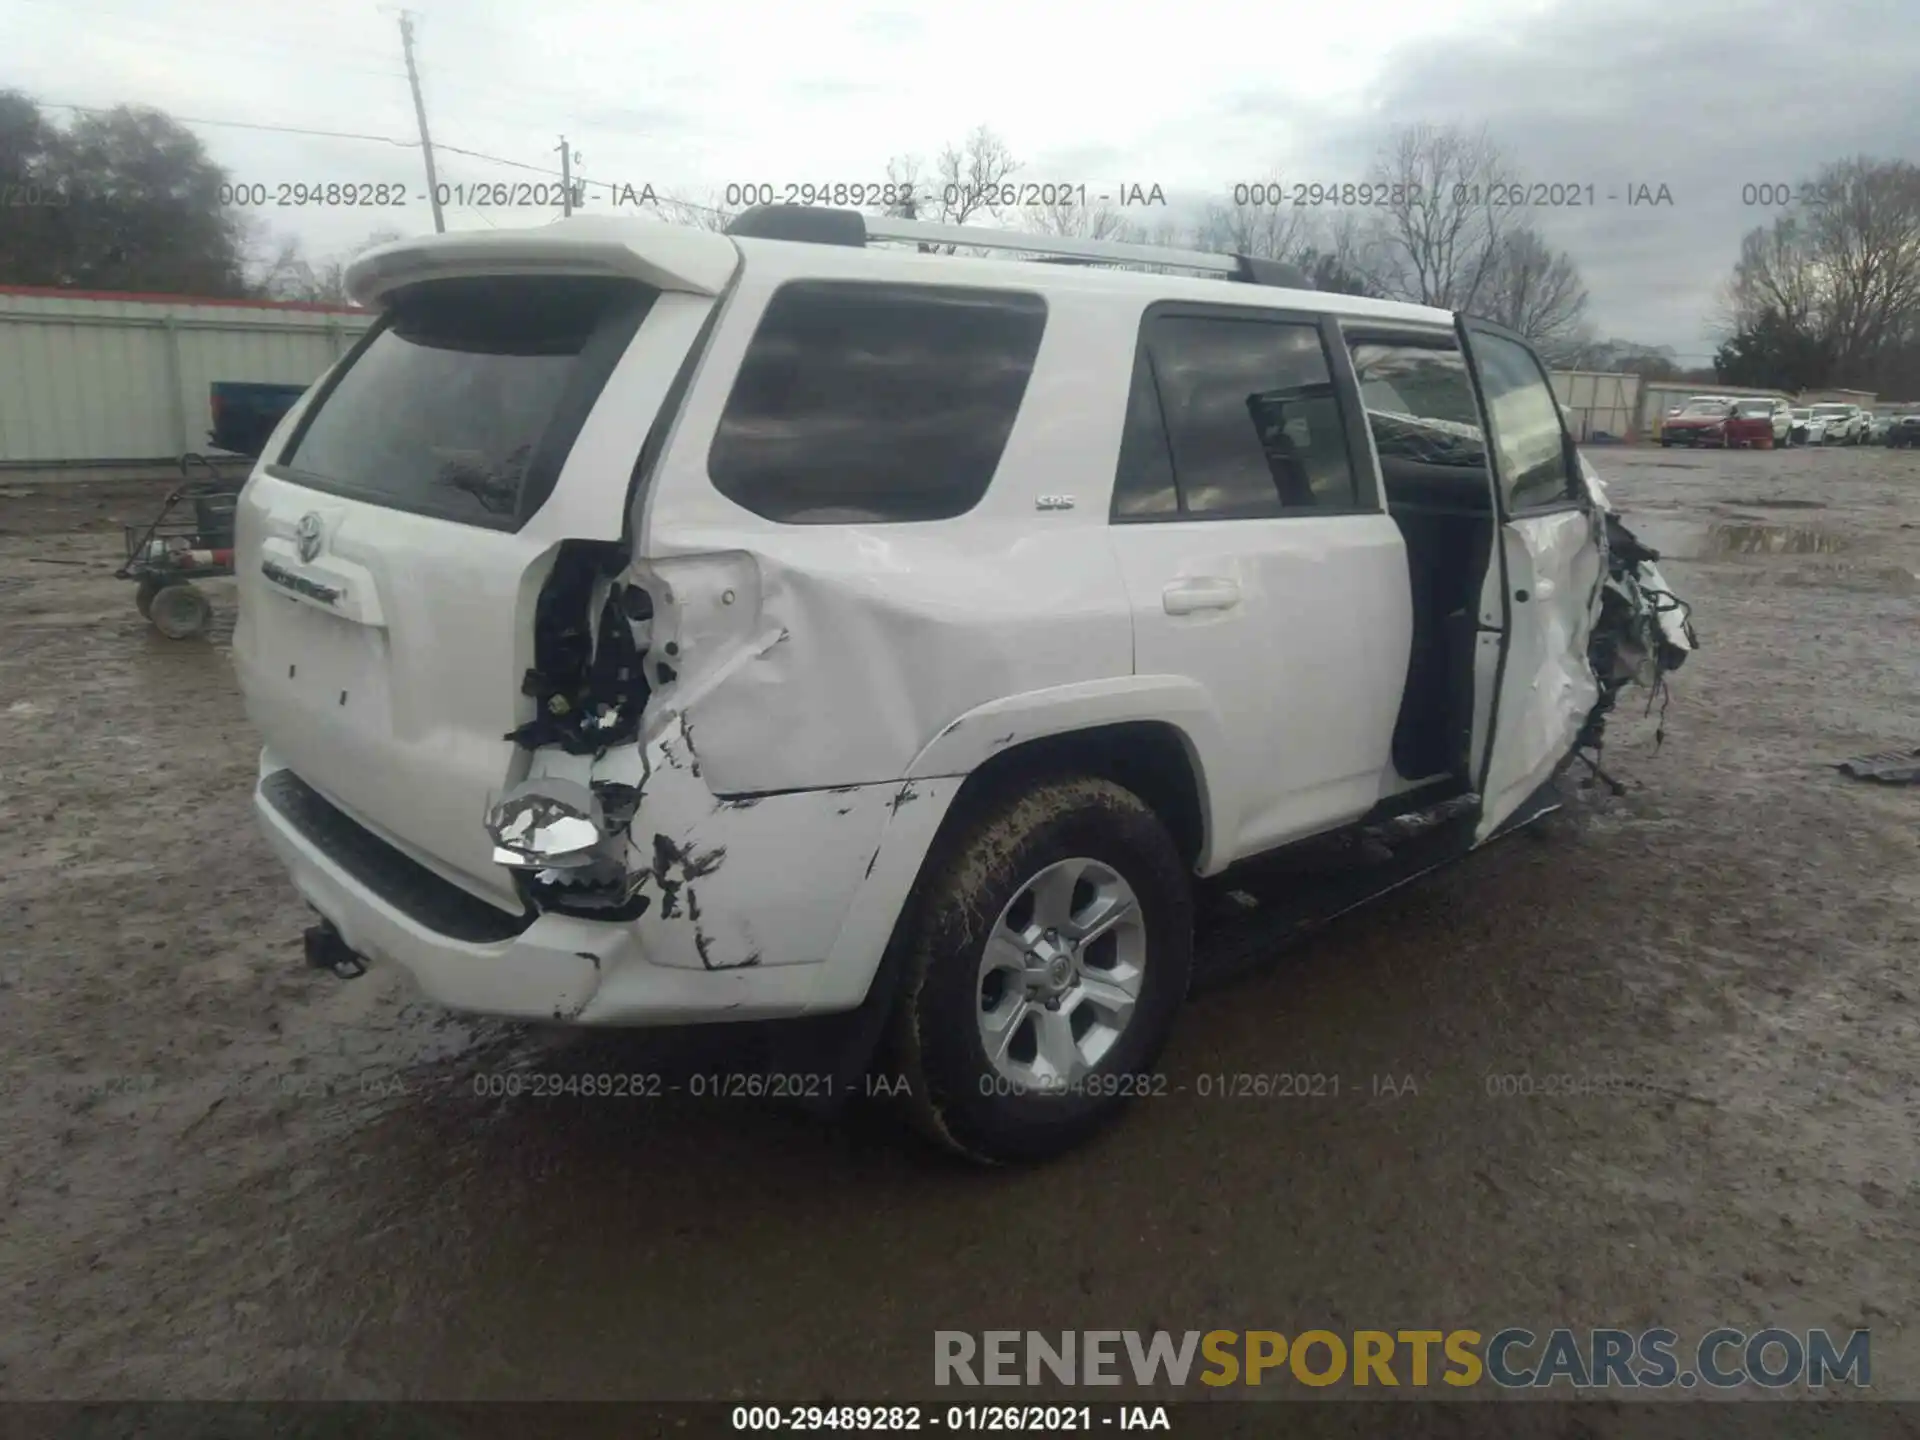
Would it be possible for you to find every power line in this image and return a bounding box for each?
[31,97,727,216]
[35,101,421,149]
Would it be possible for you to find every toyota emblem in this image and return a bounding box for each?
[295,513,323,564]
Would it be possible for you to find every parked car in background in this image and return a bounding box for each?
[1789,407,1813,444]
[1866,411,1892,444]
[1728,398,1792,448]
[1808,403,1868,445]
[209,382,312,459]
[1888,412,1920,448]
[1660,396,1737,447]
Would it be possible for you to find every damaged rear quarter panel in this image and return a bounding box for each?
[576,712,906,972]
[628,269,1139,798]
[633,527,1135,798]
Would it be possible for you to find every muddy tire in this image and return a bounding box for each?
[149,582,212,640]
[888,776,1193,1165]
[134,575,172,618]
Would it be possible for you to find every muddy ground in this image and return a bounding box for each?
[2,446,1917,1413]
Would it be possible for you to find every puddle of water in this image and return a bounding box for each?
[1625,517,1848,560]
[1718,497,1828,511]
[1780,563,1919,594]
[1713,522,1848,555]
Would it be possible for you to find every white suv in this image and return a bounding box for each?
[233,206,1694,1163]
[1808,403,1868,445]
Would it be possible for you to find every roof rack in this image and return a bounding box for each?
[723,204,1312,290]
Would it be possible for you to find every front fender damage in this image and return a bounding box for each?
[1575,457,1701,779]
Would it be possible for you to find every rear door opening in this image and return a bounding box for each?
[1343,327,1501,797]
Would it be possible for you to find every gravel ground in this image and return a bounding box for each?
[2,445,1917,1412]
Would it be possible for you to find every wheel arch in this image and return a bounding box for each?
[905,676,1235,875]
[801,686,1229,1060]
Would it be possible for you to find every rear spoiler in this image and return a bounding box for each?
[346,218,742,308]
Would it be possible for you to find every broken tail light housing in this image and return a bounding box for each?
[485,778,607,869]
[486,776,653,922]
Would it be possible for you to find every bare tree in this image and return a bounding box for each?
[647,192,736,232]
[874,125,1020,254]
[247,230,312,301]
[248,227,403,304]
[879,153,927,219]
[936,125,1019,229]
[1138,215,1185,249]
[1720,215,1826,335]
[1363,124,1513,311]
[1182,201,1382,294]
[1191,197,1315,263]
[1719,158,1920,386]
[1561,338,1681,379]
[1021,192,1130,241]
[1813,157,1920,373]
[1481,224,1591,354]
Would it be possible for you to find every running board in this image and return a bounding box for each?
[1192,783,1560,993]
[1362,791,1480,848]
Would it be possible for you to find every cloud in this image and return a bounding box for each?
[1326,0,1920,355]
[3,0,1911,352]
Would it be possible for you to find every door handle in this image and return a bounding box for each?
[1163,577,1241,615]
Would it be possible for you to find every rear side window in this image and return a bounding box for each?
[708,281,1047,524]
[279,276,657,530]
[1112,349,1180,519]
[1114,312,1359,520]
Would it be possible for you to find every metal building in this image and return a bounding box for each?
[0,286,373,467]
[1550,370,1641,443]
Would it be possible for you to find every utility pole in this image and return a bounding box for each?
[556,136,577,217]
[398,12,445,233]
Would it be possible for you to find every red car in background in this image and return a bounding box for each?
[1660,396,1736,447]
[1726,397,1790,448]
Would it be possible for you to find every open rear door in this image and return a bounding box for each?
[1457,316,1604,840]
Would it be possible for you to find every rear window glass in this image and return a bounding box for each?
[707,281,1047,524]
[280,276,656,530]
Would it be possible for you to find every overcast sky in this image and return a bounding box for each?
[5,0,1916,359]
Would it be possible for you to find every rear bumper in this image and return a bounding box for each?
[252,746,960,1026]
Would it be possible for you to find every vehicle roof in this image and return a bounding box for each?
[346,215,1459,330]
[729,234,1459,328]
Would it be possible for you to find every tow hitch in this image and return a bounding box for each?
[303,917,368,980]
